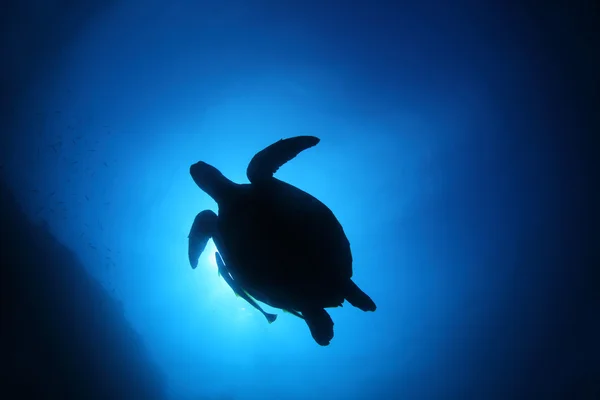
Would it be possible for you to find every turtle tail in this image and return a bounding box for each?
[344,279,376,312]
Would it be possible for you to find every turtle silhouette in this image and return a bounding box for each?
[188,136,376,346]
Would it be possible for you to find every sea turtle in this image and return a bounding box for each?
[188,136,376,345]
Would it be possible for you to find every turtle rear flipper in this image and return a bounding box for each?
[302,308,334,346]
[344,279,376,312]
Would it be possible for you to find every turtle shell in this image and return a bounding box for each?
[215,178,353,310]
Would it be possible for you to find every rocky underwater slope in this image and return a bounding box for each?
[0,178,167,399]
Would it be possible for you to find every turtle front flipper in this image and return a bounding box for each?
[301,308,334,346]
[188,210,218,268]
[246,136,320,183]
[215,252,278,324]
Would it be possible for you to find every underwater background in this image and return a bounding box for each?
[1,1,598,399]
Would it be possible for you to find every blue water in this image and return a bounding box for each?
[1,1,597,399]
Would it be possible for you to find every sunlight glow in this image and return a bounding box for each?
[199,239,231,293]
[204,239,218,269]
[202,240,266,317]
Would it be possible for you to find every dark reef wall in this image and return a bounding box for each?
[0,179,167,399]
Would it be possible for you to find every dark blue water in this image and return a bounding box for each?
[1,1,598,399]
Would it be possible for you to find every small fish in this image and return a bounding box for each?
[88,149,96,152]
[103,162,108,167]
[89,243,97,250]
[71,161,78,165]
[72,139,76,144]
[85,195,89,201]
[48,192,55,197]
[80,232,84,238]
[31,189,39,193]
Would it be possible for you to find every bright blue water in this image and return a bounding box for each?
[1,1,595,399]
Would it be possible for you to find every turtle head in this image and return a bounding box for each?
[190,161,234,204]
